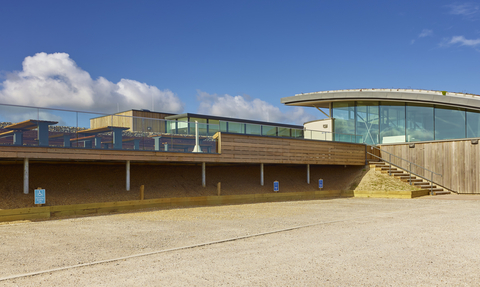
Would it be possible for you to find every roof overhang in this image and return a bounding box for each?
[281,89,480,111]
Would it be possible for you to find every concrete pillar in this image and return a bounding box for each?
[24,158,29,194]
[111,127,124,150]
[13,132,23,146]
[126,160,130,191]
[307,164,310,184]
[202,162,206,187]
[153,136,161,151]
[260,163,264,186]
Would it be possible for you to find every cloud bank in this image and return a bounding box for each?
[446,3,479,17]
[0,52,184,114]
[197,91,315,125]
[448,35,480,46]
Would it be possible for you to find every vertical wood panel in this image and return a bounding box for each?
[380,139,479,194]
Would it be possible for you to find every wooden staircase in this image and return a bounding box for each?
[369,161,451,196]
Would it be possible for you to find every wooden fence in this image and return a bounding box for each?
[0,133,367,166]
[380,139,480,194]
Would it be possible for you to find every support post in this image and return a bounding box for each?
[126,160,130,191]
[24,158,29,194]
[94,136,102,149]
[13,132,23,146]
[111,127,124,150]
[217,182,221,196]
[139,185,144,200]
[202,162,206,187]
[260,163,264,186]
[37,122,50,147]
[153,136,161,151]
[307,164,310,184]
[193,121,202,153]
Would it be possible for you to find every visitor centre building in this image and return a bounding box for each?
[281,89,480,145]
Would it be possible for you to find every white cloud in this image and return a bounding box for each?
[449,35,480,46]
[446,3,479,17]
[196,91,316,125]
[0,52,184,114]
[418,29,433,38]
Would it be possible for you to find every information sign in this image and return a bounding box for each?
[35,189,46,205]
[273,181,279,192]
[318,179,324,189]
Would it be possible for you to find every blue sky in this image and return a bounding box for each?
[0,0,479,124]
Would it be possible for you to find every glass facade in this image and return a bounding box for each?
[333,101,480,144]
[406,104,434,142]
[379,102,405,144]
[172,116,303,139]
[332,102,355,142]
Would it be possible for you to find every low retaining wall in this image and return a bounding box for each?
[347,190,429,199]
[0,189,429,223]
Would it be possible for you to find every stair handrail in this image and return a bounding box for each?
[369,145,442,177]
[367,146,446,195]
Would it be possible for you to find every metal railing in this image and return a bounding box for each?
[367,145,444,195]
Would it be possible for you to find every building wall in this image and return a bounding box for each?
[304,118,333,141]
[90,111,133,130]
[90,110,173,133]
[380,139,479,194]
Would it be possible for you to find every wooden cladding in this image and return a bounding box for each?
[90,110,174,133]
[0,133,366,166]
[380,140,479,194]
[219,134,365,165]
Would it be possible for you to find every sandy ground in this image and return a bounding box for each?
[353,166,420,192]
[0,163,365,209]
[1,196,480,286]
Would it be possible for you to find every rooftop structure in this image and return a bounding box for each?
[281,89,480,145]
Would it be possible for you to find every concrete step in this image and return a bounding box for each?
[432,190,451,195]
[380,170,404,174]
[394,174,417,179]
[420,188,450,195]
[400,178,423,183]
[415,184,437,189]
[379,167,398,171]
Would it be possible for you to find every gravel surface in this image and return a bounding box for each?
[1,196,480,286]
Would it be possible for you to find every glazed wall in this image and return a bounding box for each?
[332,101,480,145]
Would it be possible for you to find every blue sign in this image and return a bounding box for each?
[318,179,323,189]
[35,189,46,205]
[273,181,279,192]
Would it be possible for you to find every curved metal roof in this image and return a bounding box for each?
[281,89,480,110]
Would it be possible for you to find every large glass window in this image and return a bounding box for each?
[228,122,245,134]
[379,102,405,144]
[356,101,379,145]
[208,119,219,136]
[467,110,480,138]
[332,102,355,142]
[278,127,290,137]
[406,104,434,142]
[189,117,207,134]
[435,107,465,140]
[245,123,261,135]
[262,125,277,136]
[176,117,189,134]
[219,121,228,132]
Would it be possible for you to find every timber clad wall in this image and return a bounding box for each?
[220,134,366,165]
[380,139,479,194]
[0,133,366,166]
[90,110,174,132]
[90,111,133,130]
